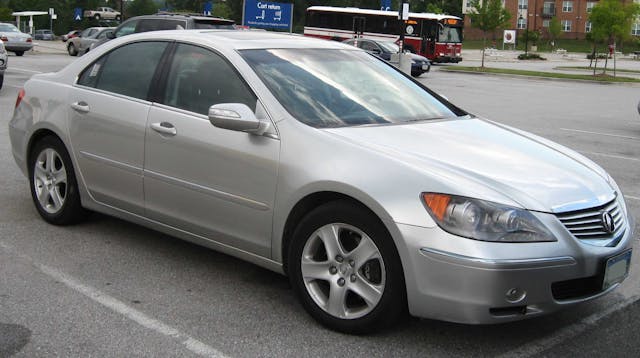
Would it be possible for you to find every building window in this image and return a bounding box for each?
[585,21,592,33]
[562,1,573,12]
[518,0,528,10]
[586,2,596,13]
[632,23,640,36]
[517,17,527,29]
[561,19,572,32]
[543,2,556,16]
[542,19,550,27]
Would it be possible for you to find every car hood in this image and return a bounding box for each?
[324,117,614,213]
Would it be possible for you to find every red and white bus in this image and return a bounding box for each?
[304,6,462,63]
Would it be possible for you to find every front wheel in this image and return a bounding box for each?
[0,74,4,90]
[288,201,406,334]
[67,43,77,56]
[29,136,87,225]
[94,14,101,21]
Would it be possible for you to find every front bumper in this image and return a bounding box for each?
[5,43,33,52]
[394,206,634,324]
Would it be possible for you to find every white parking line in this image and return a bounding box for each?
[561,128,640,141]
[580,151,640,162]
[498,293,640,358]
[626,195,640,201]
[0,241,227,358]
[10,67,43,74]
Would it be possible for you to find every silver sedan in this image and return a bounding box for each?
[0,40,6,89]
[8,30,635,333]
[66,27,115,56]
[0,22,32,56]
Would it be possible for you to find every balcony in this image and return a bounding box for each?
[541,6,556,18]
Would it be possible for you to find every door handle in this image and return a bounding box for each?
[150,122,177,136]
[70,101,90,113]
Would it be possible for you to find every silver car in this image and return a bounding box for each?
[0,23,33,56]
[67,27,115,56]
[9,30,635,333]
[0,40,7,89]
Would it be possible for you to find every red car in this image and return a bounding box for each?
[61,30,80,42]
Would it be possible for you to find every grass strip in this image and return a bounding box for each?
[554,66,640,74]
[443,66,640,83]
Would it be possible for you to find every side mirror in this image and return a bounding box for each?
[208,103,270,135]
[106,31,115,39]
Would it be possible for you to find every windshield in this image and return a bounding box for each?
[378,41,399,53]
[0,24,19,33]
[438,26,462,43]
[241,49,458,128]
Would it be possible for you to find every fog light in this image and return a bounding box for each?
[505,287,526,303]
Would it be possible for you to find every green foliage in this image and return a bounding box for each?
[425,3,443,14]
[467,0,511,35]
[589,0,640,43]
[128,0,159,17]
[0,7,12,21]
[213,2,232,19]
[548,17,561,42]
[518,29,540,45]
[517,53,546,60]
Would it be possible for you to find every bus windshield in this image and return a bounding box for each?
[439,26,462,43]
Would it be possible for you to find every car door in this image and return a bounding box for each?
[144,43,279,257]
[68,41,170,215]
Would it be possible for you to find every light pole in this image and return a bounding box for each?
[519,14,529,56]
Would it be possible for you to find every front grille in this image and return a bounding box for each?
[552,275,602,300]
[555,199,626,247]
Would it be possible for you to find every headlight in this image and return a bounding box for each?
[421,193,556,243]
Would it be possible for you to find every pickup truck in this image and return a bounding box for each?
[84,7,121,21]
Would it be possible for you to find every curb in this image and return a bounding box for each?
[439,68,640,86]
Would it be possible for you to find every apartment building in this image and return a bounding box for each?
[462,0,640,40]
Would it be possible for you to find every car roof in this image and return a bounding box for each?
[120,29,355,51]
[127,13,234,23]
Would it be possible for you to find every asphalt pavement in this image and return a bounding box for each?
[1,48,639,357]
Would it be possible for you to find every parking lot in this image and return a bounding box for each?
[1,50,639,357]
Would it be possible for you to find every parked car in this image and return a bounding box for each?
[9,30,634,334]
[67,27,114,56]
[0,41,6,89]
[34,29,55,40]
[0,22,32,56]
[84,7,121,21]
[92,13,235,49]
[61,30,80,42]
[344,38,430,77]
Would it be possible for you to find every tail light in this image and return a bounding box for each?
[0,36,7,42]
[15,88,25,109]
[27,38,32,42]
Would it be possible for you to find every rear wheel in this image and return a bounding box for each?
[94,14,101,21]
[29,136,87,225]
[288,201,406,334]
[115,15,121,21]
[15,51,24,56]
[0,74,4,90]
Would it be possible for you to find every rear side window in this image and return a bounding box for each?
[161,43,257,115]
[115,19,138,37]
[77,41,168,100]
[136,19,186,32]
[193,20,235,29]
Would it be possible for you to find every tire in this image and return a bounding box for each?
[288,201,406,334]
[115,15,121,21]
[67,43,77,56]
[0,74,4,90]
[29,136,87,225]
[94,14,101,21]
[411,71,422,78]
[15,51,24,56]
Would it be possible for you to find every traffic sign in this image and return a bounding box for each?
[74,8,82,21]
[243,0,293,31]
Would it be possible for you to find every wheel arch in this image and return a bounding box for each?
[280,190,398,277]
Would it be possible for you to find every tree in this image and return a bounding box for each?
[589,0,640,76]
[467,0,511,68]
[128,0,159,17]
[548,16,561,50]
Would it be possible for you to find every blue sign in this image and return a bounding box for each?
[204,1,213,16]
[380,0,392,11]
[74,8,82,21]
[243,0,293,30]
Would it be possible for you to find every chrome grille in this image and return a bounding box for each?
[556,199,626,247]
